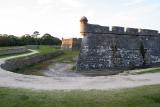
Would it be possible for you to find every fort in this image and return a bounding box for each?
[77,16,160,74]
[61,38,82,50]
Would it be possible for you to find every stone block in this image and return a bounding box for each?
[86,24,109,34]
[126,28,138,35]
[112,26,124,34]
[139,29,158,36]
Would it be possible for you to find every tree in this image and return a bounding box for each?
[0,34,22,46]
[0,32,61,47]
[20,34,36,45]
[41,33,54,45]
[32,31,40,48]
[140,42,146,65]
[41,33,61,45]
[32,31,40,38]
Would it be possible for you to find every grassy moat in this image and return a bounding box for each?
[11,46,79,76]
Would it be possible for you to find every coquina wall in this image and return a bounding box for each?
[77,17,160,72]
[61,38,82,50]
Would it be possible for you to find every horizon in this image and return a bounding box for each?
[0,0,160,39]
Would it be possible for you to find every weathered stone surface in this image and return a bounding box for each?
[77,33,160,71]
[61,38,82,50]
[86,24,110,34]
[139,29,159,36]
[126,28,139,35]
[112,26,124,34]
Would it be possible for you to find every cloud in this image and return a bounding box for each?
[124,0,146,6]
[37,0,53,5]
[61,0,83,8]
[36,0,83,8]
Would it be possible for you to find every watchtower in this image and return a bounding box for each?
[80,16,88,37]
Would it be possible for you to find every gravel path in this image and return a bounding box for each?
[0,50,160,90]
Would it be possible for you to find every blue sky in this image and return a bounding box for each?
[0,0,160,38]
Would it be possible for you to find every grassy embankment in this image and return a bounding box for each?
[135,67,160,74]
[0,51,31,58]
[0,85,159,107]
[54,50,79,63]
[9,46,61,75]
[54,50,79,71]
[0,46,23,49]
[0,46,31,58]
[13,46,79,75]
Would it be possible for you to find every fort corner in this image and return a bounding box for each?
[77,16,160,74]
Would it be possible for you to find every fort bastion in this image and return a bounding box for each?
[77,16,160,74]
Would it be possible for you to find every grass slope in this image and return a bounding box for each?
[136,67,160,74]
[14,50,79,75]
[0,51,31,58]
[10,46,62,75]
[37,45,58,54]
[12,46,79,75]
[0,46,24,49]
[0,85,159,107]
[8,45,60,60]
[55,50,79,63]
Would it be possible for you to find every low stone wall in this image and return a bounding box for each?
[0,47,28,56]
[1,50,63,71]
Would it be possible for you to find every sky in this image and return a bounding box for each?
[0,0,160,39]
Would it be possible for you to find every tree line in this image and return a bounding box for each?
[0,33,62,47]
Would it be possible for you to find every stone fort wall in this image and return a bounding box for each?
[77,17,160,72]
[61,38,82,50]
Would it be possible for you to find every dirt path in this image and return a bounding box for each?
[0,50,160,90]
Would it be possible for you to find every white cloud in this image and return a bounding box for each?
[124,0,146,6]
[61,0,83,8]
[37,0,53,5]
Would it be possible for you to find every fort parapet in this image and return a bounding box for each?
[77,16,160,74]
[81,23,159,36]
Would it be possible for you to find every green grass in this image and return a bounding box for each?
[136,67,160,74]
[55,50,79,63]
[37,45,59,54]
[0,85,159,107]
